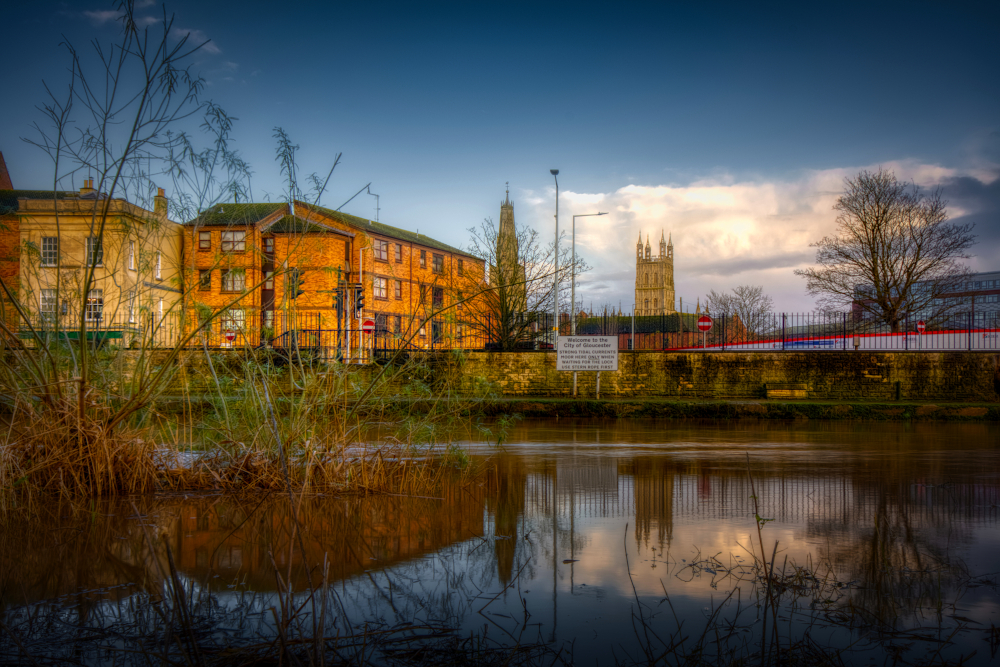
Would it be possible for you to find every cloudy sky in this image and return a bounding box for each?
[2,1,998,311]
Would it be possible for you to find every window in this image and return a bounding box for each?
[40,289,57,322]
[85,289,103,322]
[419,250,426,269]
[419,284,427,305]
[263,271,274,290]
[433,287,444,309]
[155,252,162,280]
[262,237,274,254]
[654,298,658,310]
[198,231,211,250]
[457,290,464,311]
[222,269,246,292]
[374,239,389,261]
[394,279,402,300]
[128,240,135,270]
[393,315,401,334]
[419,325,426,338]
[221,309,245,332]
[221,230,245,252]
[432,254,444,274]
[198,270,212,291]
[263,310,274,328]
[432,320,442,343]
[395,243,402,263]
[87,236,103,267]
[644,299,649,310]
[457,259,463,276]
[41,237,58,266]
[158,298,163,318]
[374,276,388,299]
[127,289,136,323]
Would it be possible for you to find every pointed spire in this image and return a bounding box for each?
[668,232,673,246]
[660,229,665,241]
[645,234,650,248]
[503,181,511,207]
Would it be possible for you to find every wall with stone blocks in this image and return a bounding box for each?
[453,351,1000,402]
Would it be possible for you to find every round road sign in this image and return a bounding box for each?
[361,319,376,334]
[224,330,236,343]
[916,320,926,333]
[697,315,713,332]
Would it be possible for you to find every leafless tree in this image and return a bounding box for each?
[461,217,588,350]
[795,168,975,332]
[704,285,773,337]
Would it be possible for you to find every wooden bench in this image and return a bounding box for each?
[764,382,810,399]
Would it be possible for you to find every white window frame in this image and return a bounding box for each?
[41,237,58,267]
[128,240,135,270]
[198,230,211,250]
[373,276,387,299]
[127,289,136,323]
[87,236,103,267]
[155,252,162,279]
[85,289,104,323]
[40,289,57,322]
[373,239,389,261]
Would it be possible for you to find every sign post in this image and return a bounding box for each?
[224,330,235,346]
[917,320,925,350]
[557,336,618,399]
[697,315,713,348]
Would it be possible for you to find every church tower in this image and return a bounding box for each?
[634,229,676,316]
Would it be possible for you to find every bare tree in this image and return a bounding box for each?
[462,217,588,350]
[795,168,975,331]
[704,284,773,337]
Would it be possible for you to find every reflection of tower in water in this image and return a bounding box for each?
[486,458,527,585]
[622,457,675,549]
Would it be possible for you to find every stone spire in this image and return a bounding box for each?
[497,183,520,285]
[659,229,666,257]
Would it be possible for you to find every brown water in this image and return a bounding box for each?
[2,418,999,665]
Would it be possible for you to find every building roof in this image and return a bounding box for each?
[182,202,287,227]
[298,201,479,260]
[263,214,354,236]
[0,189,77,214]
[0,153,12,189]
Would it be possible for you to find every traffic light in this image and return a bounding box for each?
[355,286,365,315]
[289,269,305,299]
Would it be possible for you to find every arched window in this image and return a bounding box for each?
[644,274,648,285]
[644,299,649,311]
[654,298,658,310]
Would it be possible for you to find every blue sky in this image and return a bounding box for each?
[2,0,998,311]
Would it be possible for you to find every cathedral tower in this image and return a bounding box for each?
[634,229,675,315]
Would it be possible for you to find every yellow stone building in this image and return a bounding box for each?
[634,230,676,316]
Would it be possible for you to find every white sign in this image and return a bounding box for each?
[556,336,619,371]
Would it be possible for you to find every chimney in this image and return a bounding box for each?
[80,178,96,195]
[154,187,168,219]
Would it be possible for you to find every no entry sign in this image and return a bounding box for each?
[697,315,713,332]
[224,330,236,343]
[916,320,926,334]
[361,319,376,334]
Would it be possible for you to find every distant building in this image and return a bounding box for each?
[852,270,1000,326]
[634,231,676,316]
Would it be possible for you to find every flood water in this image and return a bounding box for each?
[2,419,999,665]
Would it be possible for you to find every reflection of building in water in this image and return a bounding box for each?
[621,458,676,549]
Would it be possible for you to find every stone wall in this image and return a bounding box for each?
[453,351,1000,402]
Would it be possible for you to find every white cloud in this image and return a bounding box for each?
[517,160,996,312]
[83,10,120,25]
[171,27,221,54]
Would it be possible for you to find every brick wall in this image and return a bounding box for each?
[453,351,1000,402]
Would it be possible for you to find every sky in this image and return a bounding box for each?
[2,0,998,312]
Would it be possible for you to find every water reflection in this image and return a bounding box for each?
[1,419,998,665]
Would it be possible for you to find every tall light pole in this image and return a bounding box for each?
[570,212,607,335]
[550,169,559,346]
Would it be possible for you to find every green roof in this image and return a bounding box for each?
[299,201,478,260]
[265,214,354,236]
[0,190,77,214]
[183,202,286,226]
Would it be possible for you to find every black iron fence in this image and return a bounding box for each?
[14,309,998,356]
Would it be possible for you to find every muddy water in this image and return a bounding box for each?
[2,419,999,665]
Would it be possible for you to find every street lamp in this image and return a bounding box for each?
[550,169,559,346]
[570,212,607,335]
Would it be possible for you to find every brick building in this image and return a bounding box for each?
[183,200,485,352]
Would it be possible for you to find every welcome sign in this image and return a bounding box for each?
[556,336,619,371]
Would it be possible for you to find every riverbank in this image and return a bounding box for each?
[151,394,1000,421]
[481,397,1000,420]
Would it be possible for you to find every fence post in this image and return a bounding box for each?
[781,313,786,351]
[969,310,973,351]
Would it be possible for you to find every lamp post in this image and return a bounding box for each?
[550,169,559,347]
[570,212,607,335]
